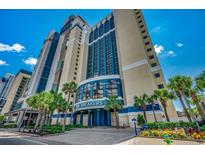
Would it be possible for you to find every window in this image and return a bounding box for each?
[151,63,157,67]
[143,35,148,39]
[154,73,160,78]
[136,11,140,15]
[137,15,141,19]
[147,48,152,52]
[149,55,154,59]
[77,55,79,58]
[76,63,78,66]
[74,72,77,75]
[145,42,150,46]
[158,84,164,89]
[93,82,103,99]
[76,58,79,62]
[141,30,146,34]
[138,20,143,24]
[75,67,77,70]
[140,25,144,28]
[73,77,76,80]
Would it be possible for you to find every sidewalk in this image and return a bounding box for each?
[118,136,205,145]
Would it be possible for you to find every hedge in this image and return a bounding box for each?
[147,121,197,129]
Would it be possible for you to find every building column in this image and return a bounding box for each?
[80,111,83,125]
[73,112,77,125]
[101,109,105,126]
[107,111,111,127]
[96,109,100,126]
[88,110,91,127]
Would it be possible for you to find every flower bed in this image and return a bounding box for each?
[140,128,205,141]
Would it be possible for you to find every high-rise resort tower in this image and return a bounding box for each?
[47,10,178,126]
[4,10,178,127]
[4,31,59,127]
[0,73,15,113]
[1,69,31,115]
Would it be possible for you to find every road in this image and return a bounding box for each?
[0,129,68,145]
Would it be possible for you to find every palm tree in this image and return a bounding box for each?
[61,81,77,132]
[134,94,147,122]
[26,91,54,132]
[154,89,175,122]
[167,76,192,122]
[144,94,158,122]
[195,70,205,92]
[104,96,123,128]
[50,91,65,125]
[187,89,205,120]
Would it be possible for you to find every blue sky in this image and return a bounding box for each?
[0,10,205,111]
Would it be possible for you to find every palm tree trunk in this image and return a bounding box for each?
[56,111,60,125]
[183,95,200,129]
[48,112,52,126]
[178,95,192,122]
[195,101,205,120]
[114,110,119,128]
[39,111,46,133]
[63,93,70,132]
[143,110,147,122]
[151,103,157,122]
[162,105,170,122]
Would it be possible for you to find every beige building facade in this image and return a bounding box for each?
[48,10,178,127]
[1,69,31,115]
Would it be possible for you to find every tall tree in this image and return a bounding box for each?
[167,76,192,122]
[195,70,205,93]
[62,81,77,132]
[186,89,205,120]
[134,94,147,122]
[104,96,123,128]
[154,89,175,122]
[26,91,54,133]
[144,94,158,122]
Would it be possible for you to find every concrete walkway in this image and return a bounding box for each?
[40,127,134,145]
[118,136,205,145]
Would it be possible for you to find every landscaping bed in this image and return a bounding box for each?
[139,122,205,142]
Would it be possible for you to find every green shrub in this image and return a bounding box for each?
[0,115,6,123]
[200,125,205,132]
[3,123,17,128]
[137,114,145,125]
[147,121,197,129]
[41,124,87,134]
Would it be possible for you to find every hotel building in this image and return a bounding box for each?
[1,69,31,115]
[2,31,59,127]
[3,9,178,127]
[0,73,15,113]
[46,9,178,127]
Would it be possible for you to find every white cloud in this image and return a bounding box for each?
[23,57,37,66]
[0,43,25,52]
[167,51,176,57]
[151,26,161,33]
[154,44,164,54]
[0,59,9,66]
[176,43,183,48]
